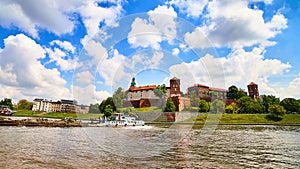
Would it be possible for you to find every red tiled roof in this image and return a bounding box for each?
[129,85,157,91]
[193,84,209,88]
[248,82,257,85]
[209,87,228,92]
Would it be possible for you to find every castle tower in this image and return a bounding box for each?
[247,82,259,99]
[170,77,180,97]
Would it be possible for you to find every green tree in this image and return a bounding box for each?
[260,95,280,113]
[211,99,225,113]
[237,96,263,114]
[164,98,176,112]
[199,100,209,112]
[88,103,100,114]
[237,89,247,99]
[268,104,286,117]
[99,97,116,114]
[104,105,113,117]
[153,84,167,99]
[280,98,300,113]
[17,99,33,110]
[113,87,126,108]
[189,93,200,107]
[227,85,238,100]
[0,98,14,110]
[225,105,234,114]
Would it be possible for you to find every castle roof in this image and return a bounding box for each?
[209,87,228,92]
[129,85,157,91]
[192,84,209,88]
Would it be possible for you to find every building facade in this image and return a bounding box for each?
[32,98,51,112]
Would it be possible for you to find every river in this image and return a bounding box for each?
[0,125,299,168]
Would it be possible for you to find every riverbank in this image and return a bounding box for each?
[0,116,83,127]
[13,110,102,119]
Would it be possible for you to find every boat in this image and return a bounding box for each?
[0,106,14,116]
[104,113,145,127]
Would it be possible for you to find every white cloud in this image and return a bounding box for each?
[128,5,177,49]
[276,78,300,99]
[79,0,123,44]
[45,47,82,71]
[172,48,180,56]
[169,47,291,95]
[184,0,288,49]
[75,71,94,84]
[97,49,128,86]
[84,40,108,64]
[72,84,110,105]
[168,0,209,17]
[0,0,79,38]
[50,40,76,54]
[0,34,71,101]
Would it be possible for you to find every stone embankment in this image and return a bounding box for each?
[0,116,82,127]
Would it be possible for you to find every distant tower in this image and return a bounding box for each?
[247,82,259,99]
[130,77,136,88]
[170,77,180,97]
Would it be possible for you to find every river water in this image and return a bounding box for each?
[0,125,299,168]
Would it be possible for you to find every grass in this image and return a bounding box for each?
[192,114,300,125]
[135,106,162,112]
[13,110,102,119]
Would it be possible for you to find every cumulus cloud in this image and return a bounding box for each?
[184,0,288,49]
[168,0,209,17]
[72,84,110,105]
[97,49,128,86]
[50,40,76,54]
[128,5,177,49]
[45,47,81,71]
[75,71,94,84]
[84,40,108,64]
[79,0,123,45]
[0,34,71,101]
[169,47,291,96]
[172,48,180,56]
[0,0,79,38]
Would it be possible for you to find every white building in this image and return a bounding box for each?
[32,98,52,112]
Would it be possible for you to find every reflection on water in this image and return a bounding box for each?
[0,125,299,168]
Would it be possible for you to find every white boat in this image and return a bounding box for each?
[105,113,145,127]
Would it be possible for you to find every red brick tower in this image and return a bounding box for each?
[247,82,259,99]
[170,77,180,97]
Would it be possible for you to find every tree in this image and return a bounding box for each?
[99,97,116,115]
[0,98,14,110]
[104,105,113,117]
[268,104,286,117]
[237,96,263,114]
[227,85,238,100]
[259,95,280,113]
[280,98,300,113]
[17,99,33,110]
[88,103,100,114]
[237,89,247,99]
[153,84,167,99]
[211,99,225,113]
[225,105,234,114]
[113,87,126,108]
[189,93,200,107]
[199,100,209,112]
[164,98,176,112]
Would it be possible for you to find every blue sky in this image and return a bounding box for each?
[0,0,299,104]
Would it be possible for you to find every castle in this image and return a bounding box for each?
[123,77,190,111]
[123,77,259,111]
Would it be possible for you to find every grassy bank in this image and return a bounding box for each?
[13,110,102,119]
[192,114,300,125]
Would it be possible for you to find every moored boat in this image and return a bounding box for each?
[105,113,145,127]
